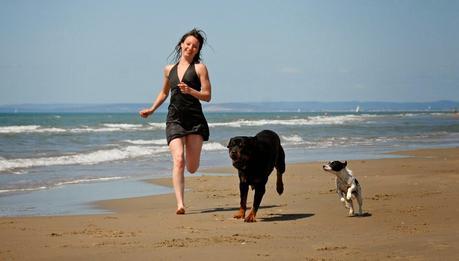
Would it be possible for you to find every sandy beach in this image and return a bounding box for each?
[1,147,458,260]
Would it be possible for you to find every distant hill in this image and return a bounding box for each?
[0,100,458,113]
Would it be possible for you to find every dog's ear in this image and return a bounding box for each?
[343,161,347,167]
[226,138,233,148]
[227,137,239,148]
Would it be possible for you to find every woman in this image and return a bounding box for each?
[139,29,211,215]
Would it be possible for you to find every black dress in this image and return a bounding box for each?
[165,63,209,145]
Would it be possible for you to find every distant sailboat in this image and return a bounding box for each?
[355,106,360,113]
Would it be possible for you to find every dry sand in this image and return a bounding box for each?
[1,147,458,260]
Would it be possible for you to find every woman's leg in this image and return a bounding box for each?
[184,134,204,174]
[168,137,186,213]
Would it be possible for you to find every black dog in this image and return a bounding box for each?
[227,130,285,222]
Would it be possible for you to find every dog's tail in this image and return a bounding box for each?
[276,145,286,174]
[275,145,286,195]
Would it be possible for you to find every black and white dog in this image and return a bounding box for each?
[322,161,363,216]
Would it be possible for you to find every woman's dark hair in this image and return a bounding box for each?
[169,28,207,64]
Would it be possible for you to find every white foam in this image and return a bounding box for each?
[0,123,165,134]
[124,139,167,145]
[0,124,138,134]
[124,140,226,151]
[0,177,126,194]
[102,123,143,129]
[148,122,166,129]
[70,126,132,133]
[55,176,125,186]
[0,186,48,194]
[70,123,164,133]
[0,125,66,134]
[0,125,40,133]
[208,115,365,128]
[281,135,304,144]
[202,142,227,151]
[296,136,404,149]
[0,146,170,172]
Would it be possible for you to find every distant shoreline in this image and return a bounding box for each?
[1,100,458,113]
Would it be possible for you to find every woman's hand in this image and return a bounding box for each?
[177,82,192,95]
[139,108,153,118]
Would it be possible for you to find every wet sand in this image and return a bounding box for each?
[1,147,458,260]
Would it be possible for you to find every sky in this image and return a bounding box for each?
[0,0,458,105]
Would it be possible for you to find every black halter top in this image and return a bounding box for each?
[168,63,202,111]
[165,62,209,144]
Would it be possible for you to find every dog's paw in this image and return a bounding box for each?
[340,197,346,202]
[233,208,246,219]
[244,211,257,222]
[276,182,284,195]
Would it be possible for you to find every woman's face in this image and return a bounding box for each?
[181,35,200,60]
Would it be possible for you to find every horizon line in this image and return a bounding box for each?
[1,99,458,106]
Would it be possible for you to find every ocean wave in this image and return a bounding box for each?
[102,123,143,129]
[0,186,48,194]
[54,176,126,186]
[148,122,166,129]
[281,135,304,144]
[0,123,165,134]
[285,132,459,149]
[0,176,126,194]
[70,126,123,133]
[278,135,403,149]
[0,140,230,172]
[0,115,368,135]
[68,123,164,133]
[124,139,167,145]
[203,142,227,151]
[70,124,160,133]
[124,139,227,151]
[0,146,170,172]
[0,125,66,134]
[208,115,365,128]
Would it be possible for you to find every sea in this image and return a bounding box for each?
[1,111,458,216]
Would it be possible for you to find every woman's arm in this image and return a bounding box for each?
[177,63,211,102]
[139,66,172,118]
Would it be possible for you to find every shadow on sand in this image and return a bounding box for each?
[350,212,372,218]
[192,205,315,222]
[259,213,314,222]
[194,205,279,214]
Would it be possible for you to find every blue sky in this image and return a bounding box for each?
[1,0,458,105]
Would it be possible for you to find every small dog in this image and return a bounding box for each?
[227,130,285,222]
[322,161,363,216]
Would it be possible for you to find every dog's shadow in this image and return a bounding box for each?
[196,205,279,214]
[259,213,314,222]
[194,205,314,222]
[350,212,372,218]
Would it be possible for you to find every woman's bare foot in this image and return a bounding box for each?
[176,208,185,215]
